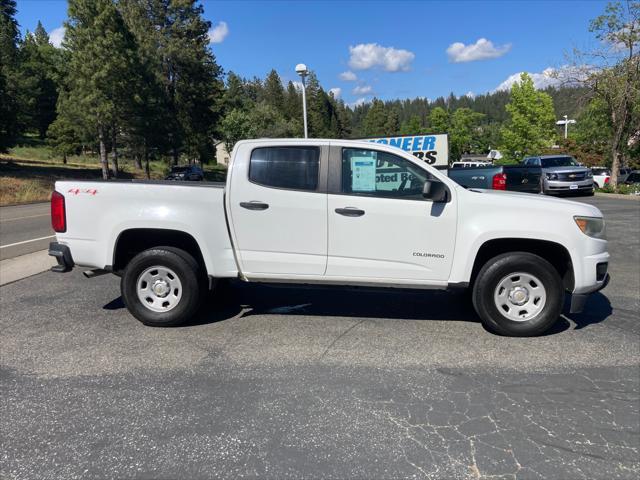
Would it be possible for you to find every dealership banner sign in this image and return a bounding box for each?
[362,134,449,167]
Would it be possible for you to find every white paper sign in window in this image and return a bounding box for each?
[351,155,376,192]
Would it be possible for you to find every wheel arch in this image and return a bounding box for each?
[112,228,207,276]
[470,238,574,291]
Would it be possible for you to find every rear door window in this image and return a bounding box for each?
[249,147,320,191]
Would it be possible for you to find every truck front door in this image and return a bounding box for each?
[326,145,457,282]
[228,143,328,276]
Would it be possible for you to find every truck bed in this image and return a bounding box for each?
[54,179,237,277]
[448,165,542,193]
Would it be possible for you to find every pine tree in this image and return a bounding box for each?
[63,0,145,178]
[263,69,285,113]
[17,22,61,138]
[120,0,224,164]
[0,0,20,151]
[363,99,387,136]
[384,108,400,135]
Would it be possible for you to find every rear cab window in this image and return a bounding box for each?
[249,146,320,191]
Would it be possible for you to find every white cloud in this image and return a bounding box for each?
[464,91,475,98]
[339,70,358,81]
[50,26,64,48]
[352,84,373,95]
[208,21,228,44]
[348,97,369,108]
[348,43,415,72]
[329,87,342,98]
[446,38,511,63]
[493,66,588,92]
[292,81,304,91]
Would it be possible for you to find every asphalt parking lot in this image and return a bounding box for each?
[1,195,639,479]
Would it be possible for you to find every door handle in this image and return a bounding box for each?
[335,207,365,217]
[240,201,269,211]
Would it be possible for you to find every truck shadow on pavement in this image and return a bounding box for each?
[103,283,613,334]
[193,283,613,334]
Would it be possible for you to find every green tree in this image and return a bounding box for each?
[262,69,285,112]
[384,108,400,135]
[219,108,254,153]
[47,112,81,164]
[500,73,556,161]
[428,107,450,134]
[63,0,144,178]
[283,80,302,121]
[17,22,62,138]
[0,0,20,151]
[572,0,640,185]
[449,108,485,160]
[120,0,224,164]
[363,98,387,136]
[399,115,424,135]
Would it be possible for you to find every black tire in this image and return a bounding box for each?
[472,252,563,336]
[121,247,204,327]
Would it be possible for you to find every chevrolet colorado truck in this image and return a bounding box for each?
[49,139,610,336]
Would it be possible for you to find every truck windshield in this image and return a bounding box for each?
[541,157,579,167]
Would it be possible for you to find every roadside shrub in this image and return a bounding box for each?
[597,183,640,195]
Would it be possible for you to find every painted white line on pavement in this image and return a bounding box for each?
[0,235,56,249]
[0,213,49,222]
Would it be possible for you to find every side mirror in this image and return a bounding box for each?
[422,179,449,202]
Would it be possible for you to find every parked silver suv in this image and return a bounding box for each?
[523,155,593,195]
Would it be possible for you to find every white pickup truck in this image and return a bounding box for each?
[49,139,610,336]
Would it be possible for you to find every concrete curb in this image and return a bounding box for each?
[0,250,56,286]
[595,192,640,201]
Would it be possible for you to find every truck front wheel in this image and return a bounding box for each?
[472,252,563,336]
[121,247,203,327]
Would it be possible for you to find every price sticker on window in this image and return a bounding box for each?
[351,156,376,191]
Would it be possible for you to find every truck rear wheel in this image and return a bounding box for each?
[472,252,563,336]
[121,247,203,327]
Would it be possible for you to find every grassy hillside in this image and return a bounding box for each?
[0,138,226,206]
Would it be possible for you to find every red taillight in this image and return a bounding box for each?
[51,191,66,232]
[492,172,507,190]
[604,177,610,184]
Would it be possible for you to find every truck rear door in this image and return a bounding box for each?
[227,142,329,276]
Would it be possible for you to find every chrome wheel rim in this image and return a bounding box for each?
[493,272,546,322]
[136,266,182,312]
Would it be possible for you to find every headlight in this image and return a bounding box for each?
[546,173,558,180]
[586,171,593,178]
[574,216,606,239]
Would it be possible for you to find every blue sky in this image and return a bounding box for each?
[16,0,608,105]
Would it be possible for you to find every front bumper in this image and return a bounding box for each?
[544,178,593,193]
[570,273,610,313]
[48,242,74,273]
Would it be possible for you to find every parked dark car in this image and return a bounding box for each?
[165,165,204,181]
[448,164,542,194]
[624,170,640,185]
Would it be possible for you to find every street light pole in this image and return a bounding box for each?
[295,63,309,138]
[556,114,576,140]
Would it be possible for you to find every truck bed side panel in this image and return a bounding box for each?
[54,181,238,278]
